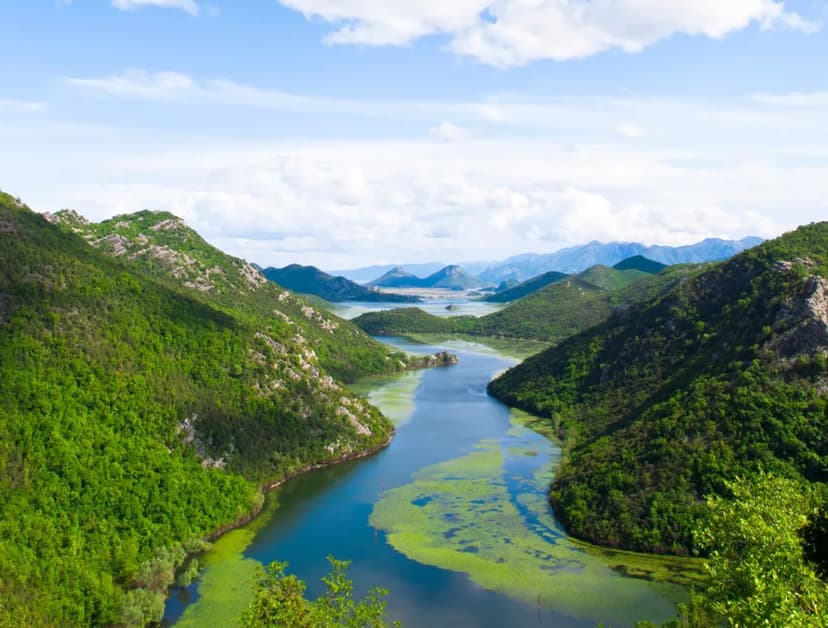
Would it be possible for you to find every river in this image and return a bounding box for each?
[164,337,693,627]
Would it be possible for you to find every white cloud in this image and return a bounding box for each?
[616,122,647,139]
[429,122,472,142]
[276,0,818,66]
[751,91,828,106]
[0,98,47,113]
[112,0,199,15]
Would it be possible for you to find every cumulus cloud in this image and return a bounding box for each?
[276,0,818,66]
[429,122,472,142]
[112,0,199,14]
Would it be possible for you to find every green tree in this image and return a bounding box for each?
[243,557,398,628]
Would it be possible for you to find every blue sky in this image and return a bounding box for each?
[1,0,827,268]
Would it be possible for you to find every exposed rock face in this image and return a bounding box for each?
[767,275,828,359]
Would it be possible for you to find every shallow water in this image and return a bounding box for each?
[164,338,691,627]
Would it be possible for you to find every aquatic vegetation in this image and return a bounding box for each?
[349,370,424,427]
[370,412,700,625]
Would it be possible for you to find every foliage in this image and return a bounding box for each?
[0,192,398,625]
[639,474,828,627]
[242,557,398,628]
[489,221,828,555]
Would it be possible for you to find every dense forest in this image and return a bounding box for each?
[489,222,828,558]
[354,264,701,343]
[0,194,432,626]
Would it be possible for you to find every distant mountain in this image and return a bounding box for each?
[330,262,448,283]
[488,223,828,556]
[477,237,761,283]
[368,266,421,288]
[261,264,419,303]
[422,265,483,290]
[369,264,482,291]
[612,255,667,274]
[483,271,568,303]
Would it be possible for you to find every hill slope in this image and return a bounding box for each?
[51,210,406,383]
[483,271,568,303]
[368,266,421,288]
[488,222,828,555]
[612,255,667,274]
[260,264,418,303]
[0,196,423,626]
[368,265,482,290]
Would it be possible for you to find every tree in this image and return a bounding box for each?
[242,557,398,628]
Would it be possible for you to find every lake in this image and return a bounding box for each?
[164,337,693,627]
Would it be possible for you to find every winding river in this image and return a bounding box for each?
[164,337,695,627]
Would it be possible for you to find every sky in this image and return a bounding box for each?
[1,1,827,270]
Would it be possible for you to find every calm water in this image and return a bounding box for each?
[164,338,683,627]
[330,299,503,320]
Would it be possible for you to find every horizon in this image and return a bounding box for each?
[2,2,827,268]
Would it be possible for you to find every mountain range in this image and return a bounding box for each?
[330,237,762,285]
[369,265,483,291]
[259,264,419,303]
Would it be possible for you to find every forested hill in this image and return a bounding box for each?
[354,264,699,343]
[260,264,419,303]
[49,209,400,383]
[0,193,402,626]
[489,222,828,556]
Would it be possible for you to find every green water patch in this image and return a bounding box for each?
[349,369,424,427]
[370,413,702,626]
[174,496,280,627]
[402,334,551,361]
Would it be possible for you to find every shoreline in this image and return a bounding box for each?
[204,431,395,545]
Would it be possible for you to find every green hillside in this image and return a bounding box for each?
[488,222,828,556]
[0,195,413,626]
[483,270,568,302]
[355,265,697,343]
[51,210,402,383]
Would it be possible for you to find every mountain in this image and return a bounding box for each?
[1,196,458,626]
[477,237,761,283]
[329,262,448,283]
[260,264,419,303]
[488,222,828,556]
[612,255,667,274]
[483,271,569,303]
[354,264,697,342]
[368,266,421,288]
[422,265,483,290]
[368,264,482,291]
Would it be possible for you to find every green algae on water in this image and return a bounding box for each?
[370,413,701,626]
[174,494,280,627]
[349,369,424,427]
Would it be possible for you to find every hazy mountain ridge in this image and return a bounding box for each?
[370,264,483,290]
[477,237,761,283]
[260,264,419,303]
[488,222,828,556]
